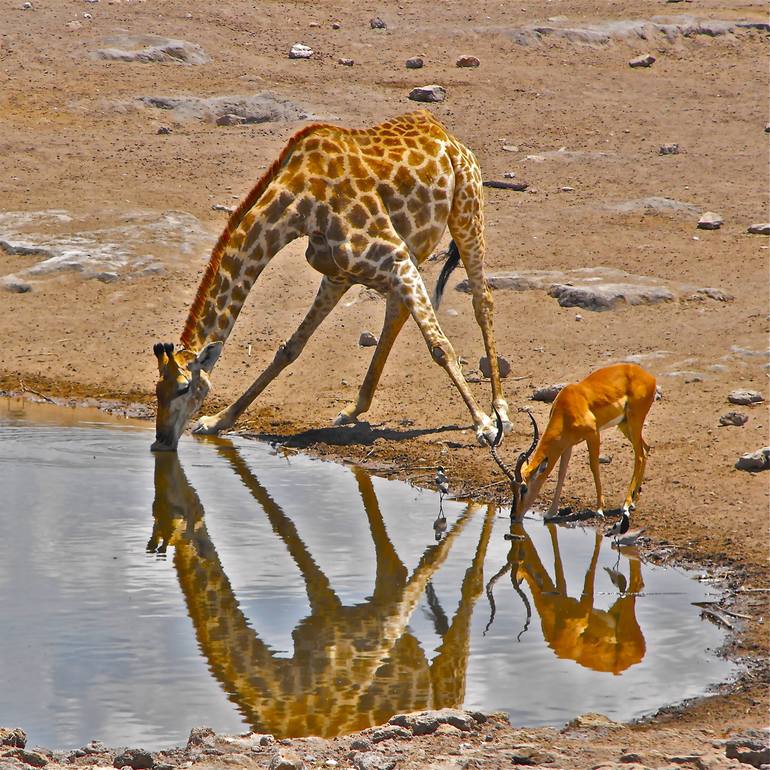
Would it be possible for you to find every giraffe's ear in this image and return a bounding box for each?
[189,341,223,375]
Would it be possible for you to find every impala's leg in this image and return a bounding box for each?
[585,432,606,517]
[545,446,572,520]
[393,254,495,445]
[619,417,651,514]
[448,162,510,433]
[194,276,350,434]
[333,292,410,426]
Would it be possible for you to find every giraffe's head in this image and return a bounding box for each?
[151,341,222,452]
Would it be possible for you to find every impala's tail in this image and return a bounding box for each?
[433,240,461,308]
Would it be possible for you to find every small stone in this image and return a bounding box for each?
[216,113,247,126]
[112,749,154,769]
[561,185,574,192]
[719,412,748,427]
[532,384,565,403]
[269,751,306,770]
[95,271,119,283]
[575,313,583,321]
[22,1,32,8]
[367,726,411,743]
[765,123,770,133]
[727,389,764,405]
[0,730,26,749]
[2,748,48,767]
[289,43,313,59]
[735,447,770,472]
[445,308,459,317]
[325,760,338,767]
[502,145,518,152]
[434,723,462,736]
[389,709,476,735]
[331,21,341,29]
[509,746,555,765]
[187,727,216,749]
[566,712,622,729]
[479,355,511,379]
[350,739,373,752]
[338,57,354,66]
[354,751,397,770]
[598,454,612,464]
[405,56,424,69]
[629,53,656,68]
[697,211,723,230]
[659,143,680,155]
[456,55,480,67]
[359,331,378,347]
[748,223,770,235]
[83,12,92,18]
[308,21,320,27]
[408,84,446,103]
[1,277,32,293]
[157,126,172,134]
[620,753,645,763]
[370,17,387,29]
[503,171,516,178]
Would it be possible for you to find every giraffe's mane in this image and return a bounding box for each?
[180,121,331,350]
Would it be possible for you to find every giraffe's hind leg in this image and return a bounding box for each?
[193,276,351,435]
[333,291,410,425]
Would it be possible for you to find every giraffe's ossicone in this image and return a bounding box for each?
[152,111,511,452]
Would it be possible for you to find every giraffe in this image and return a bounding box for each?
[149,440,497,737]
[151,110,511,451]
[485,523,646,675]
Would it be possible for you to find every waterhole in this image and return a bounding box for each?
[0,399,733,749]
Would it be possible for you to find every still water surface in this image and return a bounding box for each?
[0,399,733,749]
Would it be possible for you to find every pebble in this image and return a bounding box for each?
[22,1,33,7]
[532,384,566,403]
[0,729,27,748]
[350,738,374,751]
[561,185,574,191]
[289,43,313,59]
[479,355,511,379]
[359,331,378,347]
[503,171,516,178]
[157,126,172,134]
[216,113,247,126]
[456,55,480,67]
[112,748,154,769]
[367,726,411,743]
[598,454,612,464]
[719,412,748,427]
[354,752,397,770]
[659,143,680,155]
[747,223,770,235]
[445,308,459,316]
[405,56,424,69]
[370,17,387,29]
[1,277,32,293]
[268,751,306,770]
[83,11,92,18]
[629,53,656,68]
[338,57,354,66]
[575,313,583,320]
[331,22,341,29]
[735,447,770,472]
[765,123,770,133]
[502,145,518,152]
[697,211,723,230]
[408,84,446,102]
[727,389,764,405]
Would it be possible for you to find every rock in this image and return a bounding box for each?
[479,355,511,379]
[445,308,459,317]
[212,204,236,213]
[502,145,518,152]
[456,55,480,67]
[269,752,306,770]
[359,331,378,347]
[216,113,247,126]
[725,732,770,767]
[338,57,354,66]
[112,749,154,769]
[434,723,462,736]
[728,389,764,405]
[0,731,26,749]
[0,749,47,767]
[692,287,733,302]
[503,171,516,178]
[350,739,374,752]
[354,751,397,770]
[509,745,555,765]
[408,84,446,103]
[389,709,478,735]
[620,753,645,763]
[138,93,308,125]
[367,726,412,743]
[697,212,723,230]
[599,454,612,464]
[719,412,748,427]
[219,733,274,749]
[565,712,621,730]
[766,123,770,133]
[482,180,529,191]
[629,53,656,68]
[532,384,565,402]
[93,34,209,64]
[735,447,770,472]
[289,43,313,59]
[0,277,32,294]
[747,223,770,235]
[548,282,674,311]
[22,2,33,8]
[94,271,119,283]
[156,126,172,134]
[370,17,387,29]
[405,56,424,69]
[607,197,701,217]
[659,143,680,155]
[187,727,216,749]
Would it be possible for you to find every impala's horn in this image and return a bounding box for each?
[513,410,540,483]
[490,407,516,484]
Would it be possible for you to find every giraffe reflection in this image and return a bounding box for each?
[487,524,646,675]
[149,444,495,737]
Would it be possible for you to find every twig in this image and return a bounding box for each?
[458,479,510,498]
[19,380,55,404]
[692,602,752,620]
[699,607,734,630]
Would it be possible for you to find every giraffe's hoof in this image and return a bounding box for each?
[332,411,358,427]
[193,415,226,435]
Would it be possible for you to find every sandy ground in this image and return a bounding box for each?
[0,0,768,766]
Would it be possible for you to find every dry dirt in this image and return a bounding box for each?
[0,0,768,767]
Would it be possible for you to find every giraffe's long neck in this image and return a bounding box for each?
[179,125,323,352]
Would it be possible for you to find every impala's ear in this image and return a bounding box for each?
[189,341,223,375]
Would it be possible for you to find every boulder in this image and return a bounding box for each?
[405,56,424,68]
[112,749,154,769]
[532,384,565,403]
[479,355,511,378]
[727,389,764,405]
[735,448,770,472]
[408,85,446,103]
[0,731,26,749]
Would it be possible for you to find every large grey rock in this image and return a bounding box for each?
[138,93,309,124]
[366,726,411,743]
[0,731,26,749]
[369,17,387,29]
[268,752,306,770]
[725,731,770,767]
[606,197,701,217]
[479,355,511,378]
[93,34,209,64]
[389,708,479,735]
[112,748,154,769]
[0,749,47,768]
[727,389,764,405]
[719,412,748,427]
[186,727,216,749]
[456,55,480,67]
[0,276,31,293]
[747,223,770,235]
[697,211,723,230]
[629,53,656,67]
[735,447,770,472]
[354,751,397,770]
[408,84,446,103]
[289,43,313,59]
[405,56,424,68]
[532,384,565,402]
[548,282,675,311]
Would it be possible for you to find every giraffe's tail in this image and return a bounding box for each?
[432,240,461,309]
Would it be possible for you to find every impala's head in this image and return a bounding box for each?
[151,340,222,452]
[490,409,546,519]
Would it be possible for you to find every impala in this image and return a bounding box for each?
[489,363,656,524]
